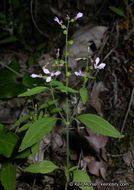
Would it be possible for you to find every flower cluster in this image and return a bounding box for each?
[54,12,83,25]
[74,57,106,77]
[31,67,61,82]
[74,70,84,77]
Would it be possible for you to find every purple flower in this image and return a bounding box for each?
[75,57,82,61]
[54,17,63,25]
[56,48,60,57]
[74,70,84,77]
[94,57,106,69]
[31,68,61,83]
[42,68,61,82]
[31,74,42,78]
[74,12,83,20]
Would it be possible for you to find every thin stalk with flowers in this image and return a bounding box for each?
[54,13,84,189]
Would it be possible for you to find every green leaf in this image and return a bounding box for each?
[109,6,125,17]
[19,117,58,152]
[61,25,66,29]
[70,19,74,23]
[63,30,67,35]
[66,72,71,77]
[17,122,32,132]
[89,66,93,70]
[10,114,30,130]
[0,162,16,190]
[25,160,59,174]
[60,60,65,64]
[39,99,58,110]
[38,111,44,120]
[49,107,62,114]
[77,114,124,138]
[18,86,47,97]
[73,170,93,190]
[0,36,17,44]
[69,166,77,172]
[68,40,74,45]
[50,80,64,86]
[56,86,78,93]
[0,125,18,158]
[15,149,31,159]
[79,88,88,104]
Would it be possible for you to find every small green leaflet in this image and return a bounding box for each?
[73,170,93,190]
[19,117,58,152]
[79,87,88,104]
[25,160,59,174]
[15,149,31,159]
[63,30,67,35]
[109,6,125,17]
[10,114,30,130]
[18,86,47,97]
[0,162,16,190]
[77,114,124,138]
[68,40,74,45]
[56,86,78,93]
[39,99,58,110]
[17,122,32,132]
[61,25,66,29]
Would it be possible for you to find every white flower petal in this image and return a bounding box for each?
[74,71,80,76]
[54,17,59,23]
[31,74,42,78]
[46,76,51,82]
[43,68,50,74]
[54,71,61,76]
[76,12,83,19]
[97,63,106,69]
[95,57,100,65]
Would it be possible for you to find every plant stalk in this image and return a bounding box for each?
[65,20,70,189]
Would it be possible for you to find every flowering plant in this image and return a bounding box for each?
[15,12,124,190]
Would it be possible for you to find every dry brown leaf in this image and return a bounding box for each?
[88,159,107,177]
[86,128,108,156]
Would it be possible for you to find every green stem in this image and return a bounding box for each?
[65,20,70,187]
[65,182,67,190]
[50,83,65,123]
[0,61,22,77]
